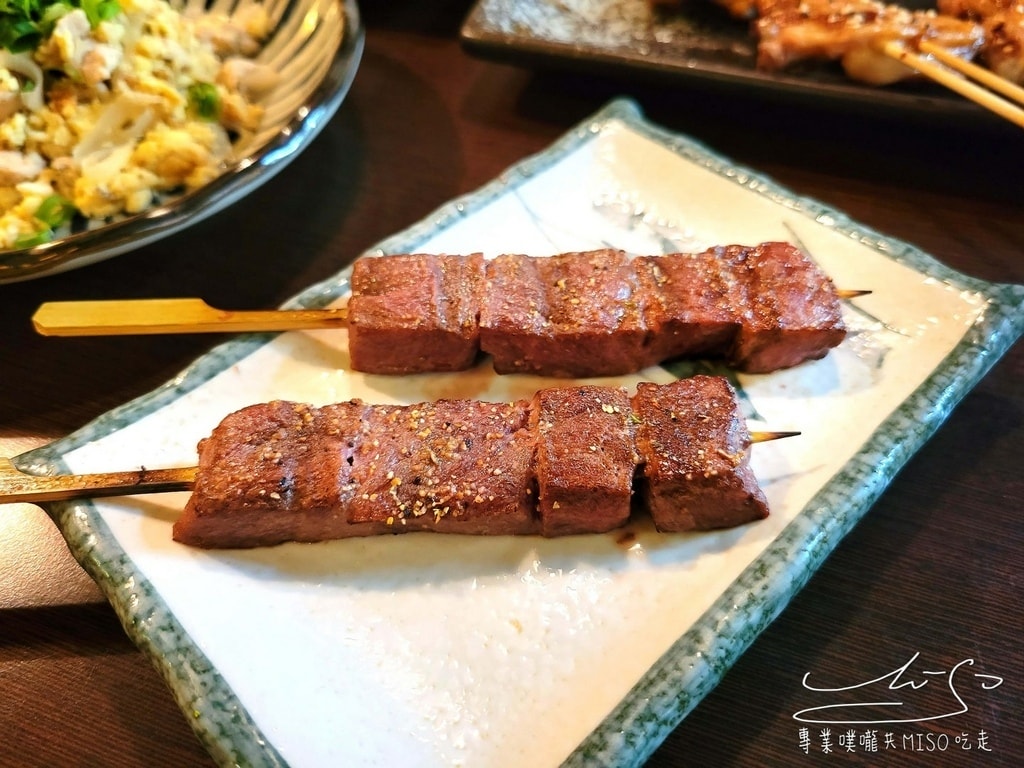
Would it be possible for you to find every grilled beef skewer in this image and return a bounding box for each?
[172,376,771,549]
[348,241,847,378]
[32,242,854,376]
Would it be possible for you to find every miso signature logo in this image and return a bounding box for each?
[793,651,1004,725]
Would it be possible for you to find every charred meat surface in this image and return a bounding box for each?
[348,399,536,535]
[728,242,849,373]
[632,376,769,532]
[635,248,745,365]
[480,249,648,377]
[173,378,773,549]
[479,247,647,376]
[475,252,550,375]
[346,243,847,378]
[347,253,485,373]
[173,400,377,549]
[531,385,638,536]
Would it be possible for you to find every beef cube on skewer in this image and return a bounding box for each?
[635,248,745,366]
[347,253,485,374]
[479,250,649,377]
[637,242,846,373]
[474,253,547,374]
[173,400,379,548]
[632,376,768,532]
[728,242,847,374]
[348,398,538,536]
[530,385,638,536]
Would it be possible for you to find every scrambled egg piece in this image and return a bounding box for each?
[0,0,280,248]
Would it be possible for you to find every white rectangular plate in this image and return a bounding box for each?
[20,99,1024,768]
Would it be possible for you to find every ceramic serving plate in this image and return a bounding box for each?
[0,0,364,284]
[17,99,1024,767]
[460,0,989,123]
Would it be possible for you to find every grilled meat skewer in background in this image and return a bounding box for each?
[173,377,770,549]
[755,0,985,85]
[938,0,1024,83]
[648,0,986,86]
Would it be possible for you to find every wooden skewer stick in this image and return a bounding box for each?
[2,431,796,503]
[0,458,196,504]
[32,298,349,337]
[880,40,1024,130]
[32,290,870,338]
[917,39,1024,109]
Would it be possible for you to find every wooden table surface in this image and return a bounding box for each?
[2,2,1021,766]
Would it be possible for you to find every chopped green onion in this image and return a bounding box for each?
[187,82,220,121]
[0,0,121,53]
[14,194,77,248]
[80,0,118,26]
[1,17,41,52]
[13,230,51,249]
[34,193,75,228]
[41,2,72,27]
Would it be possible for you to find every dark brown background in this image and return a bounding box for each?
[2,2,1021,766]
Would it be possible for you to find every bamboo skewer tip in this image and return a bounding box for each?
[750,430,801,443]
[836,289,871,300]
